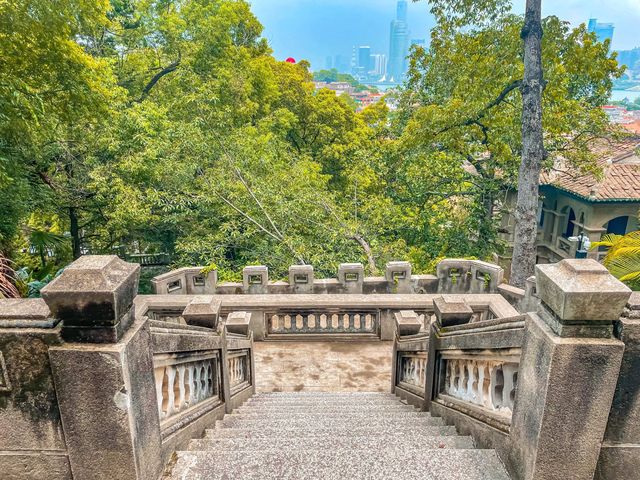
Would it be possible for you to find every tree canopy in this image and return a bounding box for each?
[0,0,626,294]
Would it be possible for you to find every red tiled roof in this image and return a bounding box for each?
[540,137,640,201]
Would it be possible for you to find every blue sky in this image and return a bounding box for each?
[248,0,640,69]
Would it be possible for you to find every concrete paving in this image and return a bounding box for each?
[254,341,393,392]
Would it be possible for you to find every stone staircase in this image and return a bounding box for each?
[167,392,511,479]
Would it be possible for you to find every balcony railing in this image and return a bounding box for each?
[266,309,378,336]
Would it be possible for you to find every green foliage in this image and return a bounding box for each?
[592,232,640,290]
[1,0,626,294]
[397,8,623,258]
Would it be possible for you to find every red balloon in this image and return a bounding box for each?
[285,57,296,64]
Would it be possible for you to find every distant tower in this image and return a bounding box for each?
[358,46,372,75]
[388,0,410,82]
[588,18,614,46]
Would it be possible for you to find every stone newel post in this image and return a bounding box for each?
[41,256,163,480]
[509,259,631,480]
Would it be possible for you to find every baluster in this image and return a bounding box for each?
[184,366,193,406]
[166,366,177,415]
[176,365,186,411]
[154,367,165,417]
[348,313,355,331]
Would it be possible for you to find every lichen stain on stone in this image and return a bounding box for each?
[113,387,130,411]
[293,384,304,391]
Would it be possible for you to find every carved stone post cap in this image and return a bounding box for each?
[226,311,251,336]
[242,266,268,289]
[434,295,474,327]
[536,259,631,321]
[182,296,221,329]
[41,255,140,327]
[243,265,268,275]
[385,261,412,281]
[338,263,364,283]
[394,310,422,336]
[289,264,314,285]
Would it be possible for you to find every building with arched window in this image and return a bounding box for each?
[499,137,640,268]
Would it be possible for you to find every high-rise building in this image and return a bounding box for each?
[588,18,614,45]
[388,1,410,82]
[358,46,372,74]
[371,54,388,77]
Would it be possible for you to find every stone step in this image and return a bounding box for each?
[254,392,395,397]
[245,398,403,406]
[235,404,419,414]
[216,415,444,429]
[169,449,510,479]
[205,425,459,439]
[232,411,429,419]
[187,435,475,452]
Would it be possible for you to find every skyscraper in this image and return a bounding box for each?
[371,54,388,77]
[588,18,614,45]
[388,1,410,82]
[358,46,372,74]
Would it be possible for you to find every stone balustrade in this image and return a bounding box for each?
[397,353,427,392]
[138,292,518,341]
[392,258,635,480]
[267,310,378,336]
[154,352,220,421]
[440,355,519,419]
[0,255,256,480]
[227,350,250,394]
[150,259,514,297]
[2,254,639,480]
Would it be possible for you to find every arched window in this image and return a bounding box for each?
[564,208,576,238]
[605,216,630,236]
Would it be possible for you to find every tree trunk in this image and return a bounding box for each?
[69,207,81,259]
[510,0,544,288]
[352,233,377,275]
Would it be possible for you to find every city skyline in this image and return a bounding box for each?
[249,0,640,70]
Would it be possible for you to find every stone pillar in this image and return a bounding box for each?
[338,263,364,293]
[222,312,253,414]
[182,296,221,329]
[433,295,474,327]
[289,265,314,294]
[42,256,163,480]
[242,266,268,294]
[385,261,412,293]
[509,259,630,480]
[595,292,640,479]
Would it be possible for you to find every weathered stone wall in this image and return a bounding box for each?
[595,292,640,479]
[0,256,258,480]
[0,299,71,480]
[393,258,634,480]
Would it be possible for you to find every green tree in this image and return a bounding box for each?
[401,4,623,271]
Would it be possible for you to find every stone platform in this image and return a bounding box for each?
[254,341,393,392]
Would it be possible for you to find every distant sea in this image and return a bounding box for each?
[610,89,640,102]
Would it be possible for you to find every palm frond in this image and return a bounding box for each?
[597,231,640,291]
[0,254,20,299]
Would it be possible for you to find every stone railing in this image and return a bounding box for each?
[154,351,221,423]
[227,350,250,394]
[137,292,518,341]
[150,259,511,297]
[439,352,520,423]
[392,259,635,480]
[397,352,427,393]
[0,256,256,480]
[266,309,378,336]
